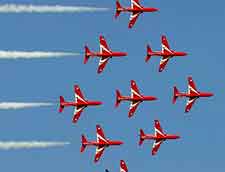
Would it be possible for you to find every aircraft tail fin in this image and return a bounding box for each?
[173,86,180,104]
[145,44,153,62]
[59,96,65,113]
[115,0,123,18]
[115,89,122,107]
[84,45,91,64]
[139,129,145,146]
[80,135,88,152]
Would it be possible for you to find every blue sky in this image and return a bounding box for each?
[0,0,224,171]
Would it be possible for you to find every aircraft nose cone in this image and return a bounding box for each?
[153,8,159,12]
[209,93,214,97]
[153,97,158,100]
[119,141,124,145]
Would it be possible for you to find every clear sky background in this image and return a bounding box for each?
[0,0,224,171]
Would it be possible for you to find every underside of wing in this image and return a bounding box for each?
[154,120,165,137]
[128,12,141,28]
[159,56,170,72]
[94,145,105,163]
[100,36,111,55]
[152,140,163,155]
[74,85,87,104]
[96,125,108,144]
[128,101,141,118]
[72,106,85,123]
[161,35,171,54]
[97,57,110,74]
[185,97,198,113]
[130,80,142,99]
[131,0,142,10]
[188,77,199,95]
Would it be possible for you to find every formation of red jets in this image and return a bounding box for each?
[57,0,214,168]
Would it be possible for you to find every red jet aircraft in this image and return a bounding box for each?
[173,76,213,112]
[84,35,127,74]
[139,120,180,155]
[59,85,102,123]
[81,125,123,163]
[115,0,159,28]
[145,35,188,72]
[115,80,157,118]
[105,160,128,172]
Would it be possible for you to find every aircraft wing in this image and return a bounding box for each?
[72,106,85,123]
[130,80,142,99]
[94,145,105,163]
[128,101,141,118]
[120,160,128,172]
[96,125,108,144]
[154,120,165,137]
[188,77,199,95]
[159,56,170,72]
[152,140,163,155]
[74,85,87,104]
[185,97,198,112]
[161,35,172,54]
[100,35,111,55]
[97,57,110,74]
[131,0,142,10]
[128,12,141,28]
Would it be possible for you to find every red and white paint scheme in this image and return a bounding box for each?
[84,35,127,74]
[120,160,128,172]
[115,80,157,118]
[139,120,180,155]
[145,35,188,72]
[59,85,102,123]
[80,125,123,163]
[173,76,213,113]
[115,0,159,28]
[105,160,128,172]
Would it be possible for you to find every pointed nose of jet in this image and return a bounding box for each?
[97,101,103,105]
[152,8,159,12]
[117,141,124,145]
[182,52,188,56]
[176,135,181,139]
[207,93,214,97]
[152,96,158,101]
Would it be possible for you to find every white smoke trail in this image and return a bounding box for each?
[0,141,70,150]
[0,51,79,59]
[0,4,109,13]
[0,102,54,110]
